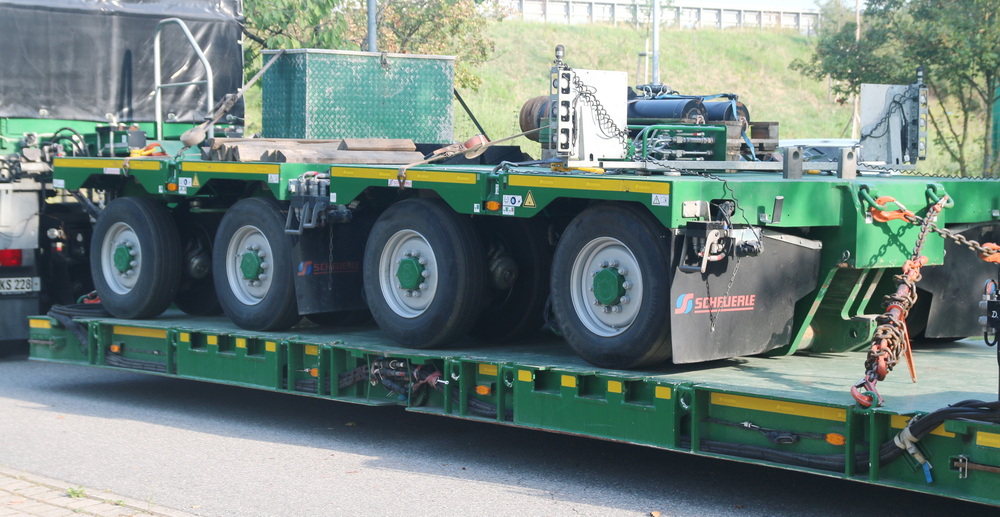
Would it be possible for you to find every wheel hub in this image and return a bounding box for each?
[240,250,263,280]
[593,267,625,306]
[396,256,425,290]
[113,242,134,273]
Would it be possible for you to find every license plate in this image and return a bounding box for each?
[0,277,33,294]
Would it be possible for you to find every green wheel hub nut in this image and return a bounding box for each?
[113,244,133,273]
[593,268,626,306]
[240,251,263,280]
[396,257,425,290]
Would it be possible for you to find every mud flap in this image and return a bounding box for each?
[670,231,821,363]
[918,223,1000,339]
[291,211,375,315]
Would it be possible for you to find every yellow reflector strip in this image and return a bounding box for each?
[977,431,1000,449]
[180,332,190,343]
[405,170,477,185]
[112,326,167,339]
[561,375,577,388]
[265,341,277,353]
[478,364,498,376]
[890,415,955,438]
[329,167,476,185]
[206,335,218,346]
[607,380,623,394]
[53,158,160,170]
[509,175,670,195]
[655,386,672,399]
[236,338,247,349]
[517,370,532,382]
[29,319,51,329]
[711,393,846,422]
[304,345,319,356]
[181,162,280,174]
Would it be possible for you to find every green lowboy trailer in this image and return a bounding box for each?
[32,47,1000,507]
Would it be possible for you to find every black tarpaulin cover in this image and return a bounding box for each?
[0,0,244,123]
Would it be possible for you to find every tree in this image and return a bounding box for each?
[241,0,346,55]
[792,0,1000,176]
[341,0,509,90]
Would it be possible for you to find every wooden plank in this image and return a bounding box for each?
[339,138,417,152]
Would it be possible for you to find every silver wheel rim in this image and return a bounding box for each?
[569,237,643,337]
[100,222,142,295]
[378,229,438,318]
[225,225,274,306]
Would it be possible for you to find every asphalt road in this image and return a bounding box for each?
[0,351,996,517]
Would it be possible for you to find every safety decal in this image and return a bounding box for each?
[652,194,669,206]
[523,190,537,208]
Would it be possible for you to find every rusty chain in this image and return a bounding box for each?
[852,196,947,408]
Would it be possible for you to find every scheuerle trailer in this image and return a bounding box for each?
[31,47,1000,506]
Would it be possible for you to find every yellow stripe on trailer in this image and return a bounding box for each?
[329,167,476,185]
[53,158,161,171]
[180,162,280,175]
[977,431,1000,449]
[509,175,671,195]
[890,414,956,438]
[711,393,846,422]
[112,326,167,339]
[29,318,51,329]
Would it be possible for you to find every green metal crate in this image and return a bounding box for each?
[262,49,454,143]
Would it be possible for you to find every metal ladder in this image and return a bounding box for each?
[153,18,215,140]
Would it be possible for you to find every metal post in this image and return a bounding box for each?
[367,0,378,52]
[651,0,660,85]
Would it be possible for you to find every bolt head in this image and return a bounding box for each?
[620,295,631,305]
[610,259,619,268]
[129,260,138,268]
[418,257,428,266]
[411,250,421,258]
[421,270,430,278]
[618,267,628,276]
[258,274,267,281]
[612,305,623,313]
[622,281,633,290]
[602,306,612,313]
[600,260,609,268]
[260,262,268,270]
[412,290,421,298]
[129,249,137,257]
[418,282,428,290]
[258,251,266,258]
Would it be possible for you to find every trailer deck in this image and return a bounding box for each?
[27,311,1000,507]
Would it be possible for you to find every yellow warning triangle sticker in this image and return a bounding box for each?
[523,190,536,208]
[192,173,200,187]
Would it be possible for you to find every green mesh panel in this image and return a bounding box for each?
[262,49,454,143]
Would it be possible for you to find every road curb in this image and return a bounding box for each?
[0,464,195,516]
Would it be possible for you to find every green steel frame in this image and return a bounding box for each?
[27,313,1000,507]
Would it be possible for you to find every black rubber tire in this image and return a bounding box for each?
[213,197,300,331]
[174,212,222,316]
[470,218,551,342]
[550,203,672,369]
[363,198,486,349]
[90,197,181,319]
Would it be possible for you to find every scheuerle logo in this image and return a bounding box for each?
[297,261,361,276]
[675,293,756,314]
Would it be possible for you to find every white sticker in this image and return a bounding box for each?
[52,179,65,189]
[329,192,337,203]
[388,179,412,188]
[103,167,121,175]
[652,194,670,206]
[178,186,188,195]
[158,185,164,193]
[179,177,193,187]
[267,174,279,184]
[502,206,515,216]
[503,195,523,207]
[494,184,500,195]
[473,203,481,213]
